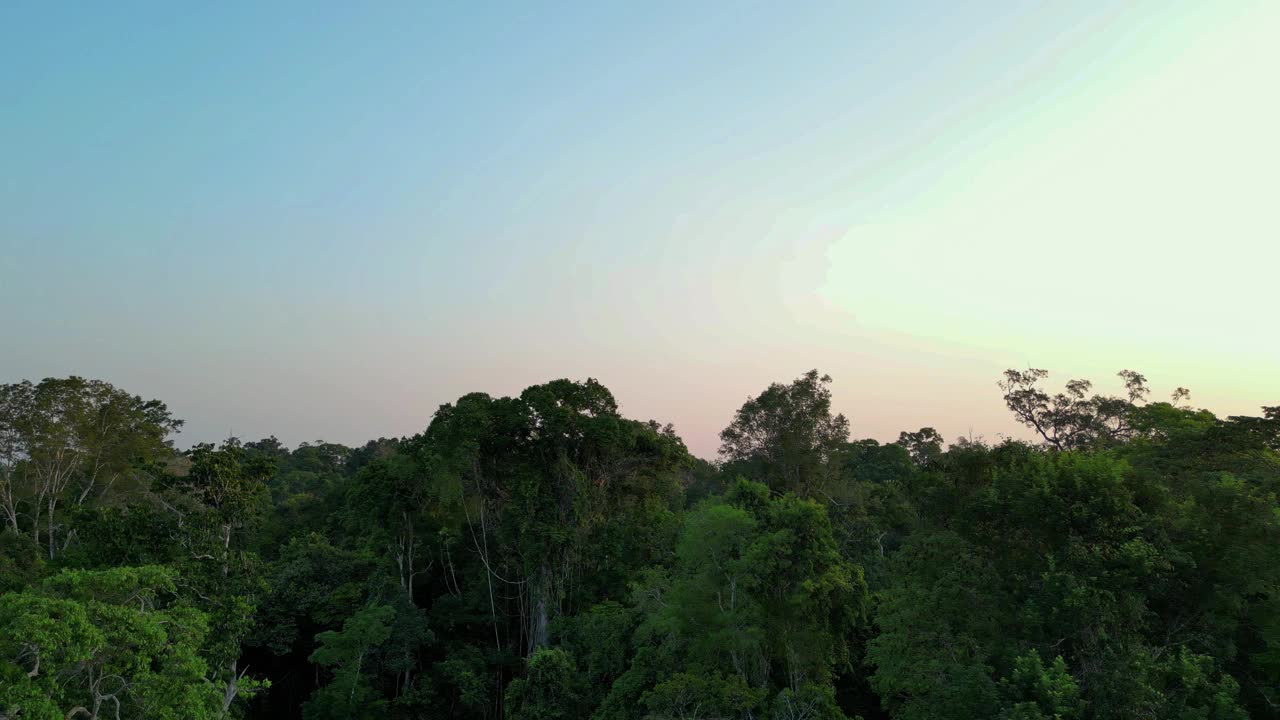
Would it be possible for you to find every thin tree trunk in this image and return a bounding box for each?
[47,496,57,559]
[0,494,16,534]
[222,523,232,577]
[30,499,42,547]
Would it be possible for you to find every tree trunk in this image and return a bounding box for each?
[47,496,58,559]
[30,500,41,548]
[0,496,16,534]
[222,523,232,577]
[0,469,18,533]
[220,658,242,718]
[528,566,551,655]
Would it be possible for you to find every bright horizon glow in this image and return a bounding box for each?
[2,1,1276,457]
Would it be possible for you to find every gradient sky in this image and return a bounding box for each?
[2,1,1277,457]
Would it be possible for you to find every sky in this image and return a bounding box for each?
[2,1,1277,458]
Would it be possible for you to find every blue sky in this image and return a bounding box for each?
[3,1,1276,456]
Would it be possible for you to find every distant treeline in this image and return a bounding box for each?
[1,369,1278,720]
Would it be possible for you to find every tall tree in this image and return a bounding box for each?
[0,377,181,557]
[159,439,275,718]
[719,370,850,496]
[999,368,1189,451]
[419,379,688,658]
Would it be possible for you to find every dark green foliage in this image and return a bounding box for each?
[642,671,766,719]
[720,370,851,495]
[554,600,634,708]
[0,529,42,593]
[1,370,1277,720]
[771,683,853,720]
[997,651,1084,720]
[503,647,584,719]
[302,604,396,720]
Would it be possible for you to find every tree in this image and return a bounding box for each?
[341,451,433,607]
[636,479,866,713]
[999,369,1186,451]
[997,651,1084,720]
[158,439,275,717]
[866,532,1006,720]
[895,428,944,467]
[0,529,42,594]
[770,683,852,720]
[0,377,181,557]
[503,647,584,720]
[0,384,28,534]
[246,531,409,719]
[418,377,689,662]
[641,671,765,720]
[553,600,634,710]
[719,370,850,496]
[302,604,395,720]
[0,566,220,719]
[170,440,274,571]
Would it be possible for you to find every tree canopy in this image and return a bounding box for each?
[1,370,1277,720]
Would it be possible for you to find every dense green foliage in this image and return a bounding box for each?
[1,370,1277,719]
